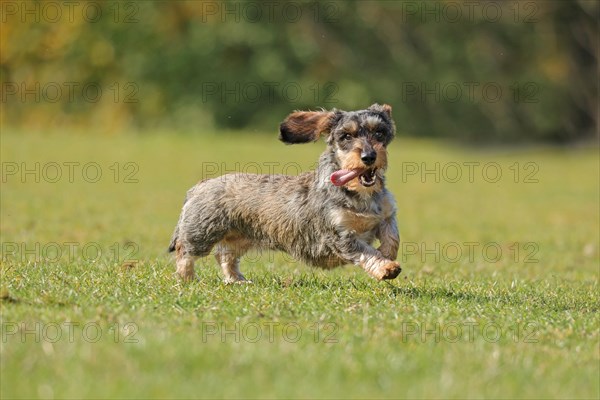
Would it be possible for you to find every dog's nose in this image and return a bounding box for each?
[361,150,377,166]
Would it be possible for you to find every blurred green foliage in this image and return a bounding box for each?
[1,0,597,142]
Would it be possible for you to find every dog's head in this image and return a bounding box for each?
[279,104,395,193]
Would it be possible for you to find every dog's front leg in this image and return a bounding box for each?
[376,215,400,261]
[335,234,401,280]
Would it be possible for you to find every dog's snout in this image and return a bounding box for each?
[361,150,377,166]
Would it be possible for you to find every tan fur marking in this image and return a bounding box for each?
[337,144,388,194]
[175,240,183,258]
[381,104,392,117]
[175,241,197,281]
[342,120,358,134]
[364,115,383,131]
[214,231,253,283]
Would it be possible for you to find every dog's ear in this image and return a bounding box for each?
[368,103,392,118]
[279,111,335,144]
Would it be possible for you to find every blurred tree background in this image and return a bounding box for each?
[1,0,598,143]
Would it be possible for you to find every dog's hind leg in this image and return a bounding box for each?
[214,234,252,284]
[173,187,231,281]
[175,241,199,281]
[174,228,226,281]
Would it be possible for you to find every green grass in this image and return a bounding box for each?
[1,131,598,399]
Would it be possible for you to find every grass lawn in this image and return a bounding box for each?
[1,131,598,399]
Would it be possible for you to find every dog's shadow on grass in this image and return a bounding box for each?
[383,282,504,305]
[257,275,361,291]
[220,270,524,307]
[263,275,501,305]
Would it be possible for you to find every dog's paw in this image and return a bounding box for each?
[375,261,402,280]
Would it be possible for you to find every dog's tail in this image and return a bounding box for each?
[168,192,190,253]
[168,225,178,253]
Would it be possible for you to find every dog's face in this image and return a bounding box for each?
[279,104,395,193]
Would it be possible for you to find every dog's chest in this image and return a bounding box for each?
[330,206,382,236]
[329,193,395,237]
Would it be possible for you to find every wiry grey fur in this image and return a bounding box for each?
[169,104,401,283]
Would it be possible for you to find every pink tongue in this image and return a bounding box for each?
[330,169,364,186]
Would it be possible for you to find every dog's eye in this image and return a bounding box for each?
[374,132,385,141]
[341,133,352,141]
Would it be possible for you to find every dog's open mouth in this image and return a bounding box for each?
[359,168,377,187]
[330,168,377,187]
